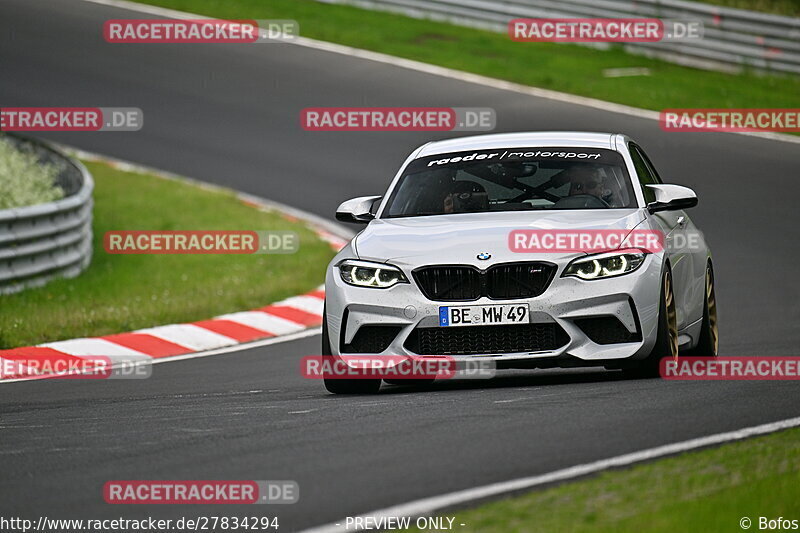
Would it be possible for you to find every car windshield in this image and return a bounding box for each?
[383,147,637,218]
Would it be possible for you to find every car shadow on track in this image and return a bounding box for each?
[377,368,648,396]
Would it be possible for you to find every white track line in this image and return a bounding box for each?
[79,0,800,145]
[300,415,800,533]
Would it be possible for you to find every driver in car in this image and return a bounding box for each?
[562,164,614,205]
[443,180,489,214]
[567,165,603,195]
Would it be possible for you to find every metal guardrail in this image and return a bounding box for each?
[321,0,800,74]
[0,134,93,295]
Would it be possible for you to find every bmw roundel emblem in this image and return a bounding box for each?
[477,252,491,260]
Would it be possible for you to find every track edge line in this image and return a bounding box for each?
[298,415,800,533]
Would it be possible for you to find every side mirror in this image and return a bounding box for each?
[646,184,698,214]
[335,196,382,224]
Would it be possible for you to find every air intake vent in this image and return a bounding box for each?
[574,316,641,345]
[404,323,569,355]
[341,325,402,353]
[413,262,556,301]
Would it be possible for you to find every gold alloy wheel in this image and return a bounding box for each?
[706,267,719,356]
[664,271,679,360]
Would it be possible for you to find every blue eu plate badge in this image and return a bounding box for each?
[439,307,449,326]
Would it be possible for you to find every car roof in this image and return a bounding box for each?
[416,131,618,157]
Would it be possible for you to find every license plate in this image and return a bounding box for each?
[439,304,529,327]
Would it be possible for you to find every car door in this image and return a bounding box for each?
[629,143,693,330]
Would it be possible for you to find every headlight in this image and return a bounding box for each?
[338,260,408,288]
[562,251,646,280]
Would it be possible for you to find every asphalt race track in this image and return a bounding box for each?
[1,0,799,530]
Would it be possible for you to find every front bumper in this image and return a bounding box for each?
[325,252,665,366]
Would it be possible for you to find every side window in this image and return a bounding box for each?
[635,144,664,184]
[629,144,657,203]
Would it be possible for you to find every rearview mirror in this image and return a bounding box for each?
[335,196,381,224]
[646,184,698,214]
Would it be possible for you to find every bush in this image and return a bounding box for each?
[0,138,64,210]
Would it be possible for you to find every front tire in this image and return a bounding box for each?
[625,267,678,378]
[322,304,381,395]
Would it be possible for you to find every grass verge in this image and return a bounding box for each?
[408,426,800,533]
[0,160,336,349]
[137,0,800,110]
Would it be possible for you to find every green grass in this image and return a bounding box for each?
[0,161,335,349]
[693,0,800,16]
[137,0,800,111]
[407,427,800,533]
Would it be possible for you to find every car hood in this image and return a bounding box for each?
[355,209,646,266]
